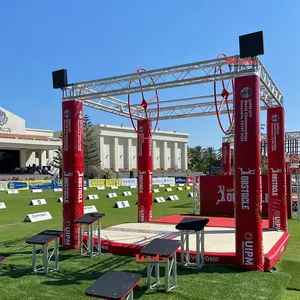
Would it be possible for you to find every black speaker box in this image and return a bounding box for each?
[239,31,264,58]
[52,69,68,89]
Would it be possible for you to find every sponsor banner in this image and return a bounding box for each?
[175,177,186,184]
[89,179,106,188]
[114,200,130,208]
[234,75,263,271]
[29,183,52,190]
[186,176,199,184]
[84,205,97,213]
[6,181,28,190]
[24,211,52,222]
[152,177,175,185]
[62,100,84,249]
[106,179,122,187]
[267,107,287,231]
[0,181,5,191]
[222,142,231,175]
[122,178,137,186]
[0,202,6,209]
[30,199,47,206]
[137,120,153,222]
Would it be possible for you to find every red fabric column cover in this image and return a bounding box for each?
[286,174,292,219]
[222,142,231,175]
[234,75,263,271]
[62,100,84,249]
[137,120,153,222]
[267,107,287,231]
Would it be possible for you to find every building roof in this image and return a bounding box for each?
[0,132,60,142]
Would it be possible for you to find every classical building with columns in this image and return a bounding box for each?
[92,124,189,171]
[0,107,61,174]
[54,124,189,172]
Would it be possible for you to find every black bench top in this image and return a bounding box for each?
[140,238,181,257]
[74,212,105,224]
[26,230,63,245]
[0,256,6,263]
[85,270,142,299]
[175,217,209,231]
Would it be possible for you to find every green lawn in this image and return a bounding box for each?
[0,186,299,300]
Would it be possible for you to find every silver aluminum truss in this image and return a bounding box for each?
[62,55,283,121]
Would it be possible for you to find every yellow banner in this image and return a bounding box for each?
[89,179,106,188]
[105,179,122,187]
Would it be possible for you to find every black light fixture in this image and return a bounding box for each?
[52,69,68,89]
[239,31,264,58]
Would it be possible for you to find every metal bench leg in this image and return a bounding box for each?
[79,224,83,256]
[172,253,177,288]
[196,231,200,269]
[55,237,59,271]
[165,259,170,291]
[147,263,152,289]
[97,219,101,254]
[43,244,49,274]
[201,228,205,268]
[89,224,93,258]
[126,290,134,300]
[32,244,37,273]
[155,262,160,284]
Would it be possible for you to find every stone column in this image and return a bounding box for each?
[113,137,119,171]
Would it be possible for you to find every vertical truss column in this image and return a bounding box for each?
[192,175,200,215]
[234,75,263,271]
[137,120,153,222]
[267,107,287,231]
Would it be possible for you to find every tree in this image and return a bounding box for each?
[84,114,101,177]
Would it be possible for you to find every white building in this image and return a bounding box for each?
[0,107,61,174]
[55,124,189,172]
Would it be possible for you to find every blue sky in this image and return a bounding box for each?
[1,0,299,149]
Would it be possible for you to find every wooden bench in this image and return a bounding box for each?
[85,270,142,299]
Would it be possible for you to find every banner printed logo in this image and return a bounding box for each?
[216,185,234,205]
[240,87,252,99]
[78,110,83,119]
[271,115,279,122]
[64,109,71,119]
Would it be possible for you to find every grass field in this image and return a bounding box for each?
[0,186,299,300]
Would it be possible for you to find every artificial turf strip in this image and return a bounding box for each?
[0,187,299,299]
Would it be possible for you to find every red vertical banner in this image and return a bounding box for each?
[222,142,231,175]
[286,174,292,219]
[267,107,287,231]
[286,162,291,175]
[137,120,153,222]
[234,75,263,271]
[62,100,84,249]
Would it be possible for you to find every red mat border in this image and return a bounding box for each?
[85,215,289,271]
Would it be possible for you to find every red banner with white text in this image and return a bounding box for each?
[199,175,268,218]
[267,107,287,231]
[234,75,263,271]
[137,120,152,222]
[62,100,84,249]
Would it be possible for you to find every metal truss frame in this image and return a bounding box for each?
[62,55,283,121]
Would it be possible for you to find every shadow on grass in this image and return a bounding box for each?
[280,260,300,291]
[0,264,32,278]
[42,255,133,286]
